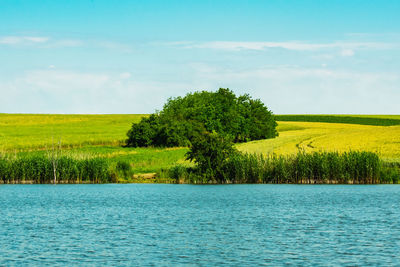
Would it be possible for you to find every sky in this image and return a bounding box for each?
[1,0,400,114]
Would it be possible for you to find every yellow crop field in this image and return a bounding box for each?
[238,121,400,162]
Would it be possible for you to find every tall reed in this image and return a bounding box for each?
[166,151,398,184]
[0,155,130,184]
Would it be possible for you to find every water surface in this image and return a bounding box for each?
[1,184,399,266]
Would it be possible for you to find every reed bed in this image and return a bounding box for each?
[0,155,134,184]
[166,151,399,184]
[1,152,399,184]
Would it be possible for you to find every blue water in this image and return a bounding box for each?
[1,185,400,266]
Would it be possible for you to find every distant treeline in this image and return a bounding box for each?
[0,155,133,184]
[275,115,400,126]
[166,151,400,184]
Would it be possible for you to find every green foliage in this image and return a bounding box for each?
[0,155,112,184]
[275,115,400,126]
[0,148,189,184]
[380,162,400,184]
[11,145,189,177]
[126,114,162,147]
[166,165,195,183]
[116,161,132,176]
[110,160,134,182]
[2,150,399,184]
[126,88,278,147]
[163,151,399,184]
[185,132,238,182]
[224,151,385,184]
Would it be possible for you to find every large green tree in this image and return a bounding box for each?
[126,88,278,147]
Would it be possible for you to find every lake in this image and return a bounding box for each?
[1,184,399,266]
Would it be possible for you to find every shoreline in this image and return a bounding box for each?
[1,180,399,185]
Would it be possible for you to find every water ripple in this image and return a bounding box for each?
[1,184,400,265]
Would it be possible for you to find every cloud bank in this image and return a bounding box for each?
[167,41,398,51]
[1,66,399,114]
[0,36,49,44]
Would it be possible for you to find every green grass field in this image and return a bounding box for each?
[0,113,188,175]
[275,115,400,126]
[1,113,399,176]
[0,114,146,151]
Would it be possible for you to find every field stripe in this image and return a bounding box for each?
[275,115,400,126]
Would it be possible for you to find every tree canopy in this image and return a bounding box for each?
[126,88,278,147]
[185,132,238,182]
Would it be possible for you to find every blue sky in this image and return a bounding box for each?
[1,0,399,114]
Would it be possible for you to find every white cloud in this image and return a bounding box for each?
[187,64,400,114]
[340,49,355,57]
[0,36,49,44]
[168,41,397,52]
[1,66,398,114]
[0,35,135,51]
[23,70,110,92]
[0,69,186,113]
[23,37,49,43]
[49,39,84,47]
[1,62,399,114]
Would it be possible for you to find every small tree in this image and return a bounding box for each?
[185,132,238,182]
